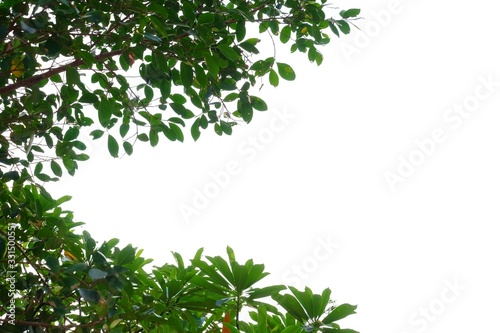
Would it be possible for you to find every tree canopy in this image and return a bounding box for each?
[0,0,360,331]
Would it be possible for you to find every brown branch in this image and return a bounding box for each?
[0,49,124,96]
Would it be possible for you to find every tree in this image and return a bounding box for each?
[0,0,360,331]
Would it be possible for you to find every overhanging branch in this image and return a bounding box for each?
[0,49,124,96]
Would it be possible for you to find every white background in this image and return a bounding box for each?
[47,0,500,332]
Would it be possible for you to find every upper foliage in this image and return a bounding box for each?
[0,0,359,183]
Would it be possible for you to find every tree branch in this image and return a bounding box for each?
[0,49,124,96]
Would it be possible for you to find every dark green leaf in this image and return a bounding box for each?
[66,66,80,85]
[50,160,63,177]
[269,69,279,87]
[150,128,159,147]
[322,303,358,324]
[107,135,119,158]
[90,129,104,140]
[280,26,292,43]
[198,12,214,25]
[236,20,246,42]
[217,44,239,61]
[120,124,130,138]
[159,79,171,98]
[194,64,208,87]
[180,62,194,87]
[144,85,154,102]
[123,141,133,155]
[220,121,232,135]
[64,127,79,141]
[79,92,98,104]
[115,244,135,266]
[78,288,101,304]
[251,96,268,111]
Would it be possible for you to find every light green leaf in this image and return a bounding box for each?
[191,118,201,141]
[123,141,133,155]
[89,268,107,281]
[180,62,193,87]
[322,303,358,324]
[277,62,296,81]
[250,96,268,111]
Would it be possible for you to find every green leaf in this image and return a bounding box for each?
[281,325,303,333]
[247,285,287,300]
[120,124,130,138]
[149,128,159,147]
[50,160,63,177]
[159,79,171,98]
[98,98,112,127]
[180,62,194,87]
[272,293,309,322]
[123,141,133,155]
[79,92,98,104]
[340,8,361,18]
[224,92,239,102]
[269,69,279,87]
[107,135,119,158]
[169,123,184,142]
[72,141,86,150]
[204,53,219,78]
[280,26,292,44]
[144,85,154,102]
[239,93,253,123]
[137,133,149,142]
[214,123,222,136]
[115,244,136,266]
[78,288,101,304]
[217,44,239,61]
[277,63,296,81]
[191,118,201,141]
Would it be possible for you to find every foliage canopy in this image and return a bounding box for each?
[0,0,360,331]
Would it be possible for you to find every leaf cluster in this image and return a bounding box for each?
[0,0,360,182]
[0,181,357,332]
